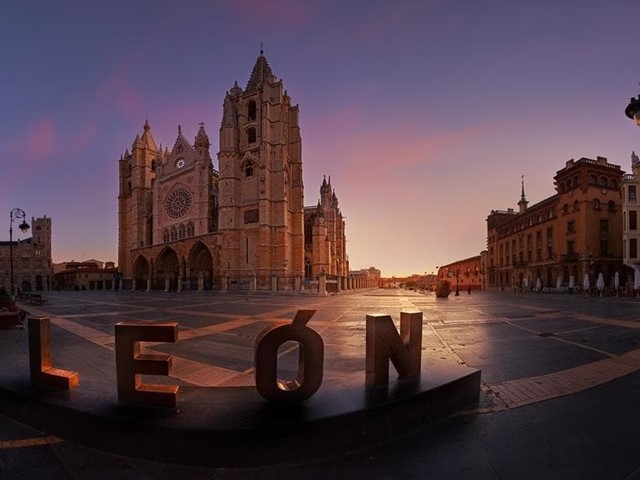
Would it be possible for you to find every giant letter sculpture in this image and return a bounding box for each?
[115,322,178,407]
[254,310,323,402]
[28,316,79,389]
[365,311,422,388]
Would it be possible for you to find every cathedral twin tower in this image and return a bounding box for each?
[118,52,348,292]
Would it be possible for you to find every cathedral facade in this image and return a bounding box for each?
[117,52,349,292]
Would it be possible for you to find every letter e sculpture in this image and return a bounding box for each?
[115,322,179,407]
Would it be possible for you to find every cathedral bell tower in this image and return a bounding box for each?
[118,120,158,279]
[217,51,304,279]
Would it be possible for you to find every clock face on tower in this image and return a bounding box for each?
[175,158,186,169]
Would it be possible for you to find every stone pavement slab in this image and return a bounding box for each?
[2,289,640,477]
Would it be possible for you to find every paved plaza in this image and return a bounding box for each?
[2,289,640,478]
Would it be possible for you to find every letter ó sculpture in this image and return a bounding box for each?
[254,310,324,403]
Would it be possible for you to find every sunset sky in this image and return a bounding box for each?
[2,1,640,277]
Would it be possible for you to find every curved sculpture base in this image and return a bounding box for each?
[0,360,480,467]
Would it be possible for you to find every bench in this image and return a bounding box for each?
[27,293,45,305]
[0,311,24,329]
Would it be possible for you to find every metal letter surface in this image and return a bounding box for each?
[365,311,423,388]
[28,316,79,389]
[254,310,323,402]
[115,322,179,407]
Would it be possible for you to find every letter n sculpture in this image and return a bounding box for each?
[365,311,423,388]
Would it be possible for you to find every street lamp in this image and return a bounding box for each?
[9,208,30,299]
[447,268,460,296]
[625,91,640,127]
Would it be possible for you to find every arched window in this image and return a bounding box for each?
[247,127,256,144]
[573,200,579,212]
[610,179,618,189]
[245,162,254,178]
[608,200,616,212]
[179,224,186,239]
[563,203,569,214]
[592,199,601,210]
[589,175,597,185]
[187,222,194,237]
[247,100,257,122]
[573,175,579,187]
[600,176,607,187]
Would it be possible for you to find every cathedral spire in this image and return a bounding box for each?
[518,174,528,213]
[194,122,211,160]
[140,118,157,151]
[245,50,276,92]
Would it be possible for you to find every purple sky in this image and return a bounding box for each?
[1,0,640,276]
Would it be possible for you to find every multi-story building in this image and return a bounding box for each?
[349,267,381,289]
[0,216,52,292]
[437,255,484,292]
[622,151,640,288]
[118,51,348,292]
[486,156,627,291]
[53,260,117,290]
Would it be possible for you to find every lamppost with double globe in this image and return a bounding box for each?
[625,90,640,126]
[9,208,30,299]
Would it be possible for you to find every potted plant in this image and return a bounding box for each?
[435,280,451,298]
[0,287,10,311]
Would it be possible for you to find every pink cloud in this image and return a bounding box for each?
[24,118,57,164]
[0,117,58,180]
[307,122,493,190]
[92,68,145,119]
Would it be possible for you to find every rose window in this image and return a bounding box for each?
[165,188,192,218]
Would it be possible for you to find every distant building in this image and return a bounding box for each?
[622,151,640,287]
[437,255,484,291]
[486,156,627,291]
[380,277,404,288]
[350,267,381,288]
[53,260,117,290]
[0,216,52,292]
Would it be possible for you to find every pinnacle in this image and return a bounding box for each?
[245,53,276,92]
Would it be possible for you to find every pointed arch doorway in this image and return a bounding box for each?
[155,247,180,291]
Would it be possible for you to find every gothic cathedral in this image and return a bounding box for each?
[117,52,348,292]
